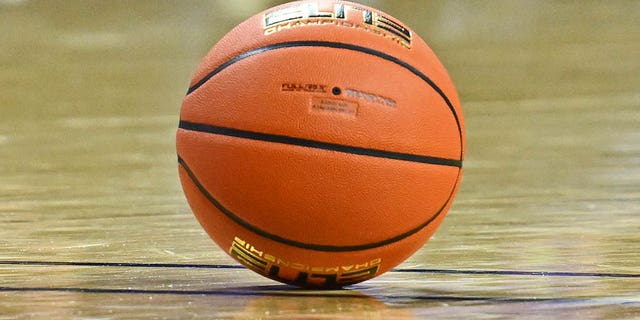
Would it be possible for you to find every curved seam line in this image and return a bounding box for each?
[185,40,463,161]
[179,121,462,168]
[178,155,461,252]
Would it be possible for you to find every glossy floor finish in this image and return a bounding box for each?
[1,0,639,319]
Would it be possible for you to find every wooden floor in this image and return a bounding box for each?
[1,0,639,319]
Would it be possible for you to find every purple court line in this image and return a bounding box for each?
[391,268,640,278]
[0,286,617,304]
[1,260,638,278]
[0,260,244,269]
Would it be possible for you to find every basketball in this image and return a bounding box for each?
[176,0,464,289]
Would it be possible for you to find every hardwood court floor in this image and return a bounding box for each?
[1,1,638,319]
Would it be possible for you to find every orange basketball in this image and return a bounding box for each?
[176,0,464,289]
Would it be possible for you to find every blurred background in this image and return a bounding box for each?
[1,0,638,318]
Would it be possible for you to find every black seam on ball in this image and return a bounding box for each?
[179,121,462,168]
[185,41,463,161]
[177,154,461,252]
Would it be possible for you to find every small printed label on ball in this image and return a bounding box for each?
[311,97,359,117]
[282,82,328,93]
[344,88,397,108]
[230,236,381,287]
